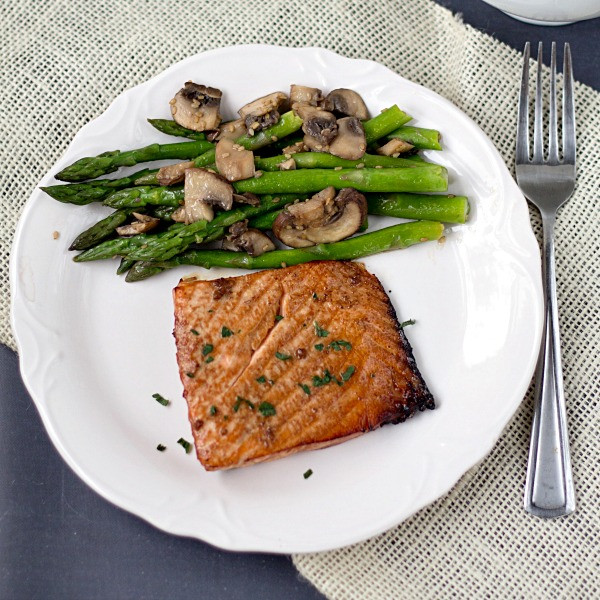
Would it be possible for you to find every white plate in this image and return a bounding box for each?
[10,46,543,553]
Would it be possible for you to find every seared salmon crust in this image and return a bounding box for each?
[173,261,434,470]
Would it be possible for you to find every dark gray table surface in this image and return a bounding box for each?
[2,3,598,599]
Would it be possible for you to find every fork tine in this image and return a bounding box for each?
[516,42,530,164]
[548,42,559,164]
[533,42,544,162]
[562,43,576,165]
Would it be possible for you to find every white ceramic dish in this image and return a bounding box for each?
[10,46,543,553]
[481,0,600,25]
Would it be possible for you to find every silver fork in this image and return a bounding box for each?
[516,42,576,518]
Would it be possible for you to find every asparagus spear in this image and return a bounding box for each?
[386,126,442,150]
[147,119,206,141]
[117,258,136,275]
[363,105,412,143]
[40,169,156,205]
[254,152,438,171]
[103,186,184,209]
[367,193,470,224]
[55,140,214,182]
[69,209,137,250]
[234,166,448,195]
[234,111,303,151]
[74,194,305,262]
[125,221,444,281]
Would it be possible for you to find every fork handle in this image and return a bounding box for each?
[524,214,575,518]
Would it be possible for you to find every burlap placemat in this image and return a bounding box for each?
[1,0,598,597]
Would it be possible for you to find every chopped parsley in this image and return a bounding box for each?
[256,375,267,384]
[312,292,319,300]
[314,321,329,337]
[341,365,356,381]
[185,372,195,378]
[152,393,170,407]
[298,383,311,396]
[329,340,352,351]
[207,309,214,313]
[314,344,324,352]
[190,329,200,336]
[209,405,218,416]
[275,315,284,322]
[399,318,416,328]
[233,396,255,412]
[202,343,214,356]
[177,438,192,454]
[258,401,276,416]
[205,356,215,364]
[303,469,313,479]
[156,444,166,452]
[275,351,292,360]
[221,326,233,337]
[312,370,334,387]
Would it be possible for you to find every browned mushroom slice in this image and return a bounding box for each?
[222,221,276,257]
[170,206,187,222]
[321,88,369,120]
[278,157,296,171]
[157,161,195,186]
[282,140,309,155]
[170,82,222,132]
[328,117,366,160]
[211,118,247,142]
[295,105,338,151]
[272,187,366,248]
[239,92,287,135]
[116,213,160,236]
[290,85,323,106]
[184,168,234,223]
[232,192,261,206]
[376,138,415,156]
[215,138,255,182]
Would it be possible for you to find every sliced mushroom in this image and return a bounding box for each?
[222,221,276,257]
[282,140,309,155]
[184,168,233,223]
[278,157,296,171]
[212,118,246,142]
[290,85,323,106]
[376,138,415,156]
[215,138,255,182]
[116,212,160,236]
[321,88,369,120]
[295,105,338,151]
[157,161,195,186]
[272,186,366,248]
[328,117,366,160]
[232,192,261,207]
[169,206,187,223]
[238,92,287,135]
[170,82,222,132]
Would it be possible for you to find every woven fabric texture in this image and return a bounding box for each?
[1,0,598,598]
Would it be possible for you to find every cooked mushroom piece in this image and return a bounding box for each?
[116,213,160,236]
[376,138,415,156]
[238,92,287,135]
[184,168,234,223]
[321,88,369,120]
[157,161,195,186]
[213,118,247,142]
[290,85,323,106]
[222,221,276,257]
[328,117,366,160]
[232,192,261,206]
[272,187,367,248]
[295,105,338,151]
[278,157,296,171]
[169,206,187,223]
[170,82,222,132]
[215,138,255,182]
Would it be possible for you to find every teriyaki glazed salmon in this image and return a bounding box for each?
[172,261,434,470]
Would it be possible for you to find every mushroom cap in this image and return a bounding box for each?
[222,221,276,257]
[184,168,233,223]
[290,85,323,106]
[295,105,338,148]
[115,213,160,236]
[170,82,222,132]
[232,192,261,206]
[157,161,195,186]
[272,186,367,248]
[321,88,369,120]
[238,92,287,119]
[215,138,255,182]
[376,138,415,156]
[328,117,366,161]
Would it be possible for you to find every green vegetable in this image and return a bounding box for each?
[303,469,313,479]
[55,140,214,182]
[386,126,442,150]
[177,438,193,454]
[233,396,255,412]
[314,344,324,352]
[275,315,284,322]
[399,319,416,328]
[191,329,200,335]
[147,118,207,141]
[221,326,233,337]
[298,383,311,396]
[152,393,170,406]
[329,340,352,351]
[341,366,356,382]
[235,111,304,151]
[258,402,276,417]
[314,322,329,337]
[202,343,213,355]
[205,356,215,364]
[209,405,218,416]
[362,105,412,143]
[104,186,183,209]
[367,193,469,224]
[156,444,166,452]
[256,375,267,384]
[275,351,292,360]
[69,209,136,251]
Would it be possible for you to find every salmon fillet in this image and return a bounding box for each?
[172,261,434,470]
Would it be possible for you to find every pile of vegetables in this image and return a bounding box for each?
[42,83,469,281]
